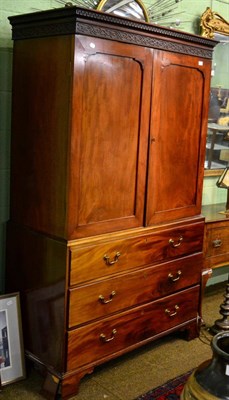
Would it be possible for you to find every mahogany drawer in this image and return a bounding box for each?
[67,285,199,370]
[69,222,204,285]
[68,253,202,327]
[205,225,229,258]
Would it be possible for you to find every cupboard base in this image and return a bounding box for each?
[27,319,200,400]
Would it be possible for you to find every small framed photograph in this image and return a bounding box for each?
[0,292,26,385]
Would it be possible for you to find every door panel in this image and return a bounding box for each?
[146,51,211,225]
[68,37,151,238]
[79,53,140,223]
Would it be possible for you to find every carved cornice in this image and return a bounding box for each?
[76,22,213,58]
[9,6,216,58]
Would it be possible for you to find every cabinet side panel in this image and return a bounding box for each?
[6,222,67,372]
[10,36,73,237]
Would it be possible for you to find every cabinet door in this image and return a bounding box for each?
[146,50,211,226]
[68,37,152,238]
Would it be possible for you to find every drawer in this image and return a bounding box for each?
[68,253,202,327]
[206,226,229,257]
[69,222,204,285]
[67,286,199,370]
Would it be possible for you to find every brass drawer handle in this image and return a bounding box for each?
[169,236,183,248]
[99,291,116,304]
[168,270,182,282]
[103,252,121,266]
[212,239,222,248]
[100,329,117,343]
[165,305,179,317]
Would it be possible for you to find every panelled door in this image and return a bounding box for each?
[68,36,152,239]
[146,50,211,226]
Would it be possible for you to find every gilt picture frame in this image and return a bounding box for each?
[0,292,25,386]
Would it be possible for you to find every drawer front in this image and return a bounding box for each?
[206,226,229,257]
[69,222,204,285]
[67,286,199,370]
[68,254,202,327]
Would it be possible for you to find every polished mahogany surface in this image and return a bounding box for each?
[146,51,211,225]
[6,6,216,399]
[69,221,204,284]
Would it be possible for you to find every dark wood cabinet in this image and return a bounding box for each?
[6,6,216,399]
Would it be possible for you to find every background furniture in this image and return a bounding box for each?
[202,203,229,270]
[6,6,215,399]
[205,123,229,169]
[220,98,229,114]
[202,203,229,334]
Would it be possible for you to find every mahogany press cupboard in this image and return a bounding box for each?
[6,6,216,399]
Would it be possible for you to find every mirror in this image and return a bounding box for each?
[96,0,149,22]
[201,8,229,176]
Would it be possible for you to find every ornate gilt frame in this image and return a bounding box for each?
[201,7,229,38]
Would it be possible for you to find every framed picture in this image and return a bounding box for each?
[0,292,26,385]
